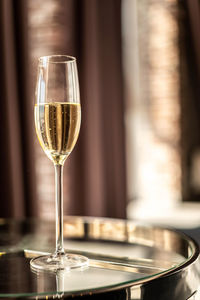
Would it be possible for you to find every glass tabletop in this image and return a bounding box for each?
[0,217,198,298]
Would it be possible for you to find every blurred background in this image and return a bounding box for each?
[0,0,199,228]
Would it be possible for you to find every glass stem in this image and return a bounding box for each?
[54,164,65,255]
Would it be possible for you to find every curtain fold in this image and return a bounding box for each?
[0,0,25,217]
[187,0,200,80]
[179,0,200,202]
[13,0,37,216]
[66,0,127,218]
[0,0,37,217]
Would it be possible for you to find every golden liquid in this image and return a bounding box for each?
[34,102,81,165]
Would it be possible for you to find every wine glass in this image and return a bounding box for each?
[31,55,89,272]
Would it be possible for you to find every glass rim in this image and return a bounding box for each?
[38,55,76,64]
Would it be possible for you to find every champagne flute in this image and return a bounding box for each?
[31,55,88,272]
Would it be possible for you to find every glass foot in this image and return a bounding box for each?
[30,253,89,272]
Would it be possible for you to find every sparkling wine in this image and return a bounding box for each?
[34,102,81,165]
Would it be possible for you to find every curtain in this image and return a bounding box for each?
[0,0,126,219]
[0,0,37,217]
[2,0,199,219]
[179,0,200,202]
[187,0,200,80]
[66,0,127,218]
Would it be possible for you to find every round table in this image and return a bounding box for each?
[0,217,199,299]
